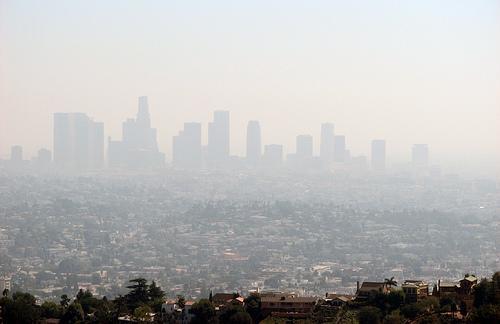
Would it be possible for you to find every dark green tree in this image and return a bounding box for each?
[41,301,63,318]
[60,301,84,324]
[358,306,382,324]
[0,292,41,324]
[190,298,217,324]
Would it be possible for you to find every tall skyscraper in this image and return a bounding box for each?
[371,139,386,171]
[10,145,23,162]
[207,110,230,167]
[320,123,335,165]
[54,113,104,171]
[262,144,283,168]
[108,96,164,168]
[36,148,52,167]
[246,120,261,167]
[334,135,346,162]
[296,135,313,158]
[173,122,202,169]
[412,144,429,166]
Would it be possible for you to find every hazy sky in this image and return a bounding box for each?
[1,0,499,176]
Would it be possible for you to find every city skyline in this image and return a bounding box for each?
[0,96,436,173]
[1,1,499,177]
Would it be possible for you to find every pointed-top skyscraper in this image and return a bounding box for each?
[108,96,164,168]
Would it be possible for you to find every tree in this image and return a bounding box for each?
[386,290,405,311]
[126,278,149,310]
[383,311,404,324]
[60,294,71,308]
[358,306,382,324]
[148,280,165,312]
[244,294,261,323]
[177,295,186,309]
[0,292,42,324]
[384,277,398,289]
[60,302,84,324]
[134,305,153,323]
[468,304,500,323]
[191,299,217,324]
[219,303,250,324]
[41,301,63,318]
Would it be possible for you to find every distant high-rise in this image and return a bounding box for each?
[262,144,283,168]
[36,148,52,166]
[108,96,164,169]
[207,110,230,167]
[296,135,313,158]
[371,140,386,171]
[320,123,335,165]
[173,122,202,169]
[10,145,23,162]
[334,135,346,162]
[53,113,104,171]
[412,144,429,166]
[246,120,261,166]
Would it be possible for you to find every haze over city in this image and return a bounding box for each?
[1,0,499,177]
[1,2,500,324]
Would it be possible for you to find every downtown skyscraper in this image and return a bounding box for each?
[207,110,230,168]
[371,139,386,171]
[53,112,104,171]
[108,96,164,169]
[246,120,261,167]
[320,123,335,166]
[173,122,202,169]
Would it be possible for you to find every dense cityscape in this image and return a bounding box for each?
[1,97,499,323]
[2,0,499,322]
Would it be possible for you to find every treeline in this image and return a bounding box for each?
[352,272,500,324]
[0,278,253,324]
[0,278,165,323]
[1,272,500,323]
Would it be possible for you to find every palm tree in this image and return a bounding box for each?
[384,277,398,290]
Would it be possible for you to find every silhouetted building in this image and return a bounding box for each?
[262,144,283,168]
[334,135,346,162]
[246,120,261,167]
[173,122,202,169]
[36,148,52,168]
[53,113,104,171]
[207,110,230,168]
[320,123,335,166]
[108,96,164,169]
[412,144,429,166]
[10,145,23,162]
[296,135,313,158]
[371,140,386,171]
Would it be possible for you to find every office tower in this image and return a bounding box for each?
[35,148,52,170]
[37,148,52,165]
[207,110,230,167]
[173,122,202,169]
[334,135,346,162]
[262,144,283,168]
[296,135,313,158]
[246,120,261,166]
[10,145,23,162]
[108,96,164,168]
[320,123,335,165]
[412,144,429,166]
[371,139,386,171]
[54,113,104,171]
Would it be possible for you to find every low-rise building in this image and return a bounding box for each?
[402,280,429,303]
